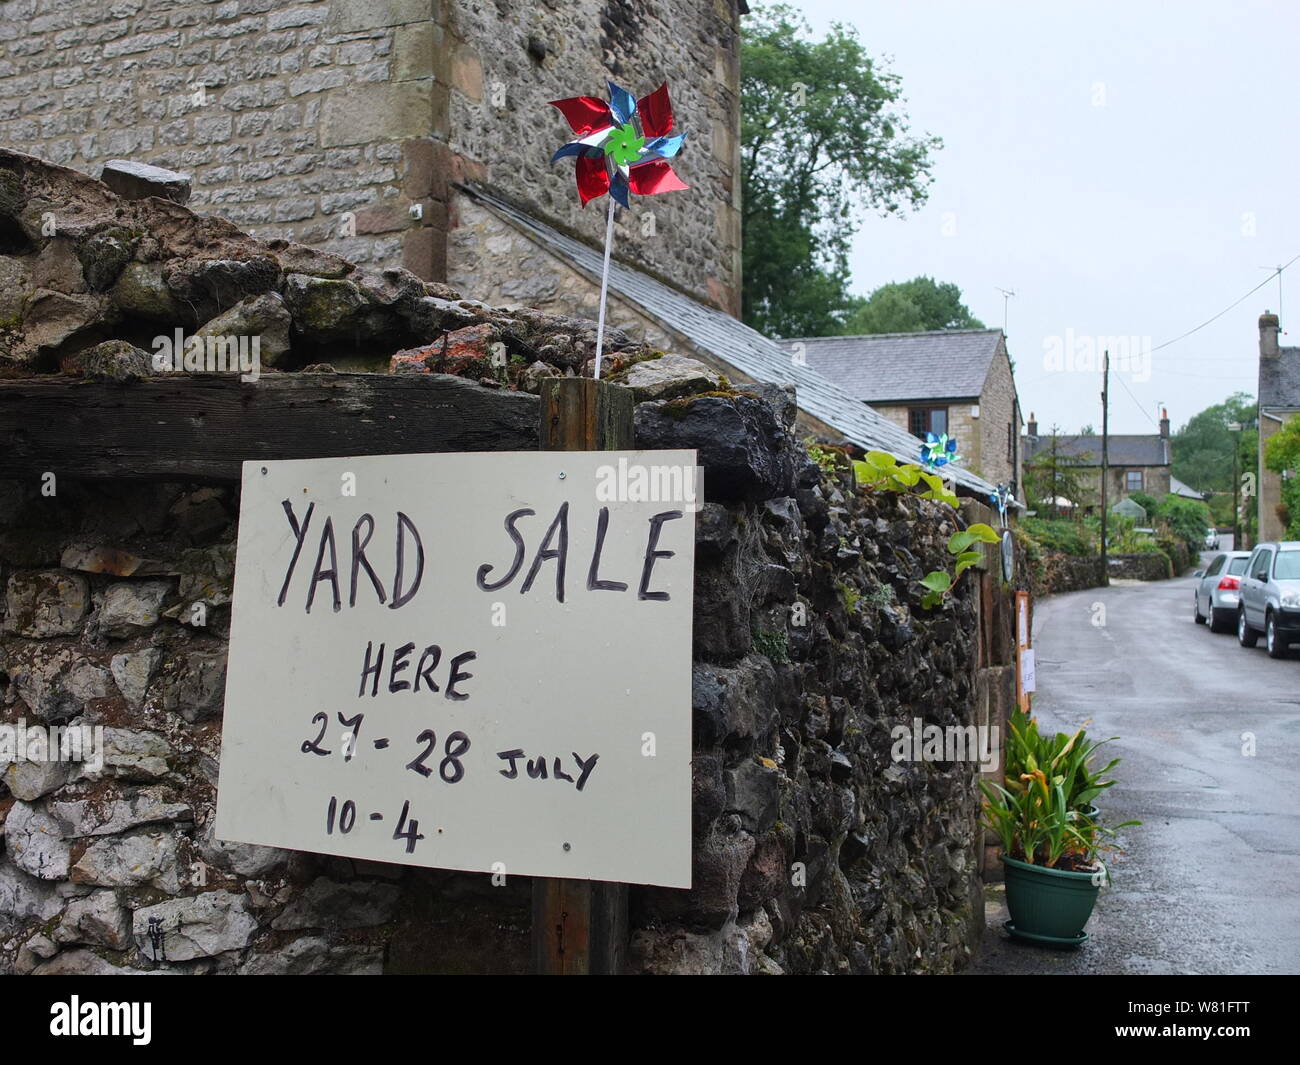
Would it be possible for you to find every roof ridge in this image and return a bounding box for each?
[783,328,1002,342]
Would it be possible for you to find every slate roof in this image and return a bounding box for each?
[1022,433,1169,467]
[779,330,1004,403]
[1170,475,1206,500]
[1260,346,1300,410]
[459,185,1004,500]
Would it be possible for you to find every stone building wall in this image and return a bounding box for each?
[439,0,743,315]
[1258,412,1286,543]
[0,0,743,313]
[975,337,1021,490]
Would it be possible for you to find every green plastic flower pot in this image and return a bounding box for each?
[1001,855,1100,944]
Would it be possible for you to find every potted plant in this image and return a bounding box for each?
[983,713,1138,947]
[1004,710,1121,820]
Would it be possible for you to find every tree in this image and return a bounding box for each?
[1264,413,1300,538]
[1024,426,1094,518]
[741,4,941,337]
[1154,494,1211,549]
[1171,392,1258,495]
[840,276,984,335]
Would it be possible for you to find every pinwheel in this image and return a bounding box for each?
[550,81,688,208]
[549,81,689,377]
[920,432,961,470]
[990,483,1011,517]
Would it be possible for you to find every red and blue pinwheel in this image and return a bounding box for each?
[549,81,688,208]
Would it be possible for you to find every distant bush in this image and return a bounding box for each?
[1153,494,1210,550]
[1128,491,1160,516]
[1019,517,1095,557]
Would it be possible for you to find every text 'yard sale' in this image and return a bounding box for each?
[214,450,696,888]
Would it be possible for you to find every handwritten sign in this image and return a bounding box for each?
[214,450,696,888]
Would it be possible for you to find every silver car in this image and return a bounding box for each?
[1237,541,1300,658]
[1194,551,1252,633]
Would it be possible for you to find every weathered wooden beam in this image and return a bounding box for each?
[0,373,540,483]
[531,377,633,976]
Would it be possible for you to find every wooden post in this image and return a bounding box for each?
[1015,590,1032,713]
[531,376,633,975]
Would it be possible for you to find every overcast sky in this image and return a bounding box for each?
[794,0,1298,436]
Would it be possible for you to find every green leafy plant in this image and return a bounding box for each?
[806,441,843,474]
[985,710,1138,870]
[852,450,957,507]
[918,522,1001,609]
[848,451,996,609]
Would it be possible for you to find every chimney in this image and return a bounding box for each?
[1027,412,1038,437]
[1159,407,1169,439]
[1261,311,1280,358]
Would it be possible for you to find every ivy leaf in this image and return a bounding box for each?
[966,522,1001,543]
[949,530,977,553]
[864,450,898,470]
[955,550,983,577]
[919,570,951,593]
[920,589,946,610]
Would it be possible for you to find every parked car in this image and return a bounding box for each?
[1194,550,1252,632]
[1237,541,1300,658]
[1204,529,1221,550]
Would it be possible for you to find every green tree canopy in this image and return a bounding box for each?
[1170,392,1258,495]
[741,3,940,337]
[1264,413,1300,538]
[840,276,984,335]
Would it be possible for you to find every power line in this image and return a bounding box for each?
[1113,370,1159,429]
[1148,252,1300,357]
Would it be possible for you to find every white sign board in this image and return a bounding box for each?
[215,450,696,888]
[1020,648,1036,694]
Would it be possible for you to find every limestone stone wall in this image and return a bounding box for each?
[0,0,444,272]
[0,0,743,312]
[439,0,743,315]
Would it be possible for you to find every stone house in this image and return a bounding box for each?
[780,329,1024,493]
[0,0,745,315]
[1256,311,1300,541]
[1022,411,1173,513]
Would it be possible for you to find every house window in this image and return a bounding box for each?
[1126,470,1143,491]
[908,407,948,438]
[1007,423,1014,464]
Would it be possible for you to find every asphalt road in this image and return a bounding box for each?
[969,552,1300,975]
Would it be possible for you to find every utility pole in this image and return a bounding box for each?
[1100,350,1110,586]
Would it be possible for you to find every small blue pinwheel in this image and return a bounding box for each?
[990,483,1011,515]
[920,432,960,469]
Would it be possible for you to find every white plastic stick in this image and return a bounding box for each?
[593,196,616,380]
